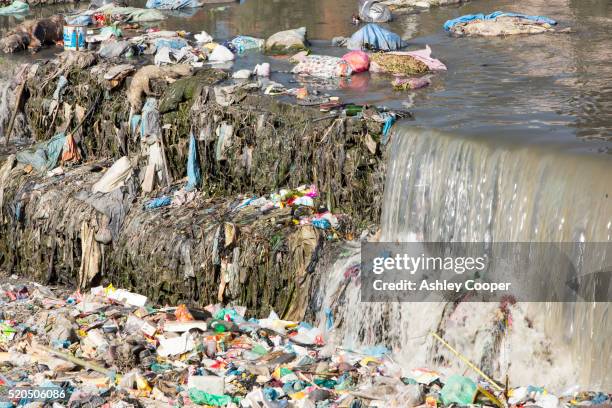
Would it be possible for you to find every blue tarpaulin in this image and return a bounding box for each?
[347,23,405,51]
[185,133,201,191]
[444,11,557,31]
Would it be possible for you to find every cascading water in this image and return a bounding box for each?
[314,127,611,392]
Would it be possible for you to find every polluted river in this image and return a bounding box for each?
[0,0,610,406]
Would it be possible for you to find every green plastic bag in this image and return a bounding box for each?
[440,375,477,405]
[189,389,239,406]
[214,308,240,321]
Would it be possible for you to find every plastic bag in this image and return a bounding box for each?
[265,27,307,53]
[342,50,370,73]
[188,389,236,406]
[15,133,66,172]
[145,0,200,9]
[92,156,132,193]
[155,37,188,50]
[358,0,391,23]
[98,41,132,59]
[440,375,477,405]
[208,44,235,62]
[292,55,352,78]
[175,304,194,322]
[185,133,201,191]
[253,63,270,77]
[229,35,264,54]
[347,23,404,51]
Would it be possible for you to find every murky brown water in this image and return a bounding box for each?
[0,0,611,151]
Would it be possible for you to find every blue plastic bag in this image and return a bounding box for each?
[146,0,200,9]
[15,133,66,172]
[154,37,189,50]
[145,196,172,209]
[229,36,264,54]
[185,133,201,191]
[347,24,405,51]
[444,11,557,31]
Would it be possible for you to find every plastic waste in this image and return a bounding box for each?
[15,133,66,173]
[157,332,195,357]
[155,37,188,50]
[98,41,132,59]
[146,0,200,10]
[265,27,307,53]
[175,304,194,321]
[292,55,352,78]
[209,44,235,62]
[229,35,264,54]
[145,196,172,209]
[188,375,225,395]
[188,389,236,406]
[358,0,391,23]
[154,46,198,66]
[67,15,92,25]
[444,11,557,31]
[185,133,201,191]
[347,23,405,51]
[92,156,132,193]
[342,50,370,73]
[0,0,29,15]
[195,30,213,43]
[233,69,252,79]
[253,62,270,77]
[440,375,477,405]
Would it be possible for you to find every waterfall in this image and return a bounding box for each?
[314,126,611,392]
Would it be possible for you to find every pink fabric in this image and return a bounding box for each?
[387,45,447,71]
[341,50,370,73]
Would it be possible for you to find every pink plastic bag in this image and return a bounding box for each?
[342,50,370,73]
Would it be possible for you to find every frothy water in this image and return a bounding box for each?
[314,127,611,392]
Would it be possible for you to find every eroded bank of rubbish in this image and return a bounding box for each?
[0,49,397,316]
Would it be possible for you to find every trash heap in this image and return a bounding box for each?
[443,12,561,37]
[2,277,609,407]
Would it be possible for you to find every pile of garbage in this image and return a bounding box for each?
[444,12,561,37]
[0,40,394,309]
[1,276,609,407]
